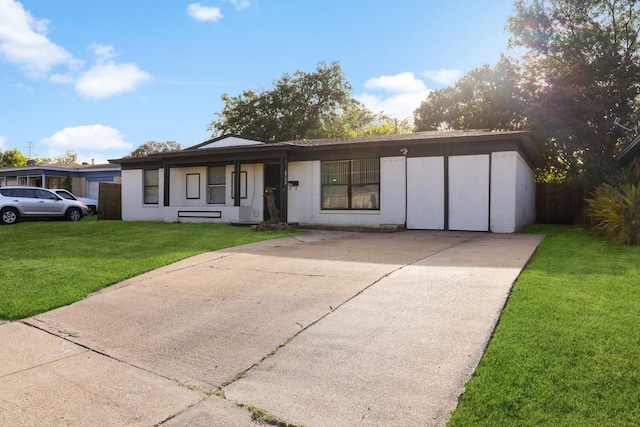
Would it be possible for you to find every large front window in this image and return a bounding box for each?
[143,169,159,204]
[208,166,226,204]
[321,159,380,210]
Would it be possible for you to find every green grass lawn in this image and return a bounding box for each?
[448,224,640,426]
[0,217,296,320]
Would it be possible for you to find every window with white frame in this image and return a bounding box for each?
[207,166,226,204]
[143,169,159,204]
[321,159,380,210]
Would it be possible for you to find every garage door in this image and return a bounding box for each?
[89,181,100,200]
[406,155,490,231]
[407,157,445,229]
[448,155,490,231]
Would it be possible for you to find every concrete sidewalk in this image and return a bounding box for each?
[0,230,543,426]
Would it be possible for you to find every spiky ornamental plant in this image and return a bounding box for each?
[586,172,640,245]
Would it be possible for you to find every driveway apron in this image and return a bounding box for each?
[1,230,543,426]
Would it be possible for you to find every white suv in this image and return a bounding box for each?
[0,186,90,225]
[52,189,99,216]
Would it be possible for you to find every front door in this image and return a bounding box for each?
[264,163,281,222]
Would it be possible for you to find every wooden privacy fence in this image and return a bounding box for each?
[536,182,588,225]
[98,182,122,220]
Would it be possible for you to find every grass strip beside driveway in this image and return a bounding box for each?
[0,218,296,320]
[449,225,640,426]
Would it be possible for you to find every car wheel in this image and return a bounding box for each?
[66,207,83,221]
[86,205,97,216]
[0,207,19,225]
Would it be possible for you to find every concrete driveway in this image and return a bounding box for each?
[0,230,543,426]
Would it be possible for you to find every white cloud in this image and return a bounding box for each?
[75,62,151,99]
[357,72,431,120]
[187,3,223,22]
[0,135,7,150]
[364,72,427,93]
[231,0,250,10]
[41,125,132,151]
[0,0,81,78]
[90,43,116,61]
[0,1,150,99]
[421,68,463,86]
[41,125,133,164]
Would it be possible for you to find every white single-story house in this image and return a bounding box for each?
[0,163,121,199]
[110,130,544,233]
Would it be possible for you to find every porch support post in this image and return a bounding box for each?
[233,160,241,207]
[163,163,170,207]
[280,156,288,223]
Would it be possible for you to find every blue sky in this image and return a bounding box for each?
[1,0,517,164]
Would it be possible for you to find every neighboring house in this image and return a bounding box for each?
[110,130,544,233]
[617,133,640,177]
[0,163,121,199]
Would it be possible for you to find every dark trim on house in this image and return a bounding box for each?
[233,160,241,207]
[178,210,222,219]
[280,156,288,223]
[443,156,449,231]
[163,164,170,207]
[110,131,543,171]
[617,133,640,173]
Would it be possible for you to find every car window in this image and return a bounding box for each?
[16,189,36,198]
[35,189,59,200]
[56,191,75,200]
[0,188,14,197]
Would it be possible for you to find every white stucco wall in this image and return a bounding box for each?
[490,151,536,233]
[514,154,536,231]
[122,164,264,223]
[288,157,406,228]
[121,169,164,221]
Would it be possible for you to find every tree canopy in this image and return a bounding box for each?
[127,141,184,157]
[414,0,640,185]
[509,0,640,184]
[0,148,27,167]
[207,61,405,141]
[414,57,529,132]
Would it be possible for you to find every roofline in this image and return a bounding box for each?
[0,165,121,173]
[616,133,640,164]
[110,130,544,169]
[185,133,271,150]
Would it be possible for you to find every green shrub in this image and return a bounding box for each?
[586,173,640,245]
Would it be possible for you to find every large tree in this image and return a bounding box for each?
[508,0,640,184]
[1,148,27,167]
[207,61,383,141]
[127,141,183,157]
[414,57,529,132]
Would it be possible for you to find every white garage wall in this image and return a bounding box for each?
[449,155,490,231]
[490,152,516,233]
[490,151,536,233]
[407,157,445,230]
[515,154,536,231]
